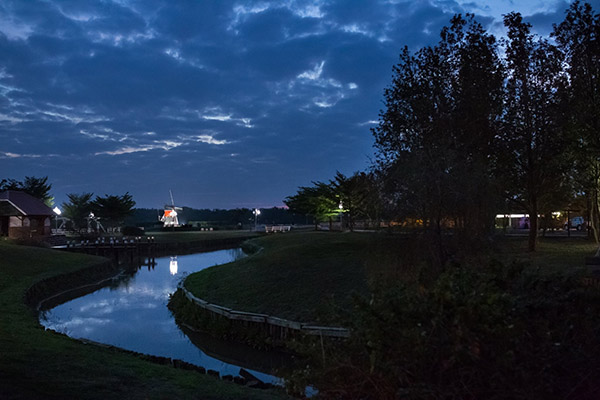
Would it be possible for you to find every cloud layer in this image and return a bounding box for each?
[0,0,593,208]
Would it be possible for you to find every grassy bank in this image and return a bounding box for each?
[183,232,599,324]
[0,241,286,400]
[493,235,598,270]
[184,232,426,324]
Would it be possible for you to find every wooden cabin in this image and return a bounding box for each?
[0,191,54,239]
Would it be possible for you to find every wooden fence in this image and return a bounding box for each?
[178,282,350,340]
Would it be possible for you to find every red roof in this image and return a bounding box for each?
[0,191,54,216]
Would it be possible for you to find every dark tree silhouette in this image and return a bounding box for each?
[285,181,338,230]
[373,14,503,259]
[553,1,600,242]
[500,12,570,251]
[62,193,94,233]
[91,193,136,232]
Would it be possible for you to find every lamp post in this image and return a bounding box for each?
[53,206,61,231]
[339,201,343,232]
[253,208,261,231]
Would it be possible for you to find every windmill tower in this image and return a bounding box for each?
[160,190,182,227]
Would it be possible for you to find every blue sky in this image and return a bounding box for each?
[1,0,597,209]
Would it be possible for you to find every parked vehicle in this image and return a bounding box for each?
[564,216,586,231]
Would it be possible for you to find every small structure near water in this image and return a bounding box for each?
[0,190,54,239]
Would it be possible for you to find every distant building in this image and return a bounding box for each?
[0,190,54,239]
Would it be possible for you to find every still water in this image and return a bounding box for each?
[39,249,284,385]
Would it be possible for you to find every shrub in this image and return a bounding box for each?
[290,261,600,399]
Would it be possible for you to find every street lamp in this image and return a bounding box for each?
[53,207,61,231]
[338,201,343,232]
[253,208,261,231]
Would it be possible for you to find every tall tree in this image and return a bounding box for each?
[330,172,358,231]
[62,193,94,234]
[501,13,569,251]
[329,171,383,231]
[373,42,453,244]
[91,193,136,231]
[441,16,504,238]
[553,1,600,242]
[285,182,338,230]
[373,14,503,261]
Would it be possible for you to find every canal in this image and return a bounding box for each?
[39,248,285,385]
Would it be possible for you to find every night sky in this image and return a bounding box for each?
[1,0,597,209]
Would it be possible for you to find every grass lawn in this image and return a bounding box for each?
[0,240,287,400]
[492,235,598,271]
[183,231,599,325]
[184,232,425,324]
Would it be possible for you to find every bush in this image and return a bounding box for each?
[290,261,600,399]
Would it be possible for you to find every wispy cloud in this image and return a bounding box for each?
[41,110,108,124]
[279,60,358,109]
[229,1,325,32]
[193,134,229,145]
[297,61,325,81]
[164,48,206,69]
[0,113,26,124]
[340,23,373,37]
[0,151,43,159]
[93,131,229,156]
[199,107,253,128]
[0,15,34,41]
[358,120,378,126]
[91,30,156,46]
[94,140,183,156]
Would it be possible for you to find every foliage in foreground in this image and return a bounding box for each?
[290,262,600,399]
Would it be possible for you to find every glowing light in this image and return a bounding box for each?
[53,207,62,215]
[495,214,527,218]
[164,210,177,218]
[169,257,178,275]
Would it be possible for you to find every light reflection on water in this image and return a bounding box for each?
[39,248,282,385]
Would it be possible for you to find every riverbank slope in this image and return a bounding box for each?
[0,240,287,400]
[181,232,598,324]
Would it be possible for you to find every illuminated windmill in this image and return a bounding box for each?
[160,190,182,228]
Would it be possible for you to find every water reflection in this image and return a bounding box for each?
[40,248,283,385]
[170,256,178,275]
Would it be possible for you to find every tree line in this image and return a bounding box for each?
[285,171,382,231]
[130,206,308,228]
[287,4,600,398]
[0,176,135,233]
[287,2,600,253]
[375,2,600,253]
[63,192,136,233]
